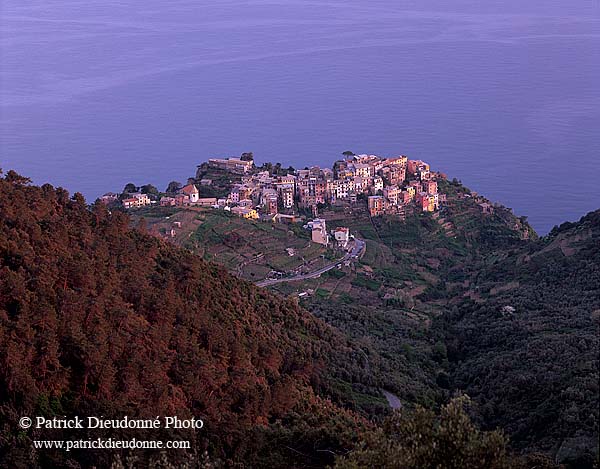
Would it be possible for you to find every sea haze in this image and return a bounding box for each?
[1,0,599,233]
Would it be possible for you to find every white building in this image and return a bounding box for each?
[277,184,295,209]
[309,218,329,246]
[333,227,350,248]
[373,176,384,193]
[132,193,151,206]
[181,184,199,203]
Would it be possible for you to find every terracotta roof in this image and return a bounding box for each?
[181,184,199,195]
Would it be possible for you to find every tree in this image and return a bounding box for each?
[123,183,137,193]
[140,184,158,195]
[240,152,254,162]
[4,170,31,185]
[137,217,147,234]
[0,173,381,468]
[342,150,355,158]
[432,341,447,363]
[335,396,513,469]
[165,181,182,194]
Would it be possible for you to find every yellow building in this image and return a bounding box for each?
[427,196,436,212]
[231,206,259,219]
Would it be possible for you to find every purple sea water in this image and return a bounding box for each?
[1,0,599,233]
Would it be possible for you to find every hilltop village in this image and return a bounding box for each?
[202,153,446,218]
[103,153,448,247]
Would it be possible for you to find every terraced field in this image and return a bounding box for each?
[133,207,329,281]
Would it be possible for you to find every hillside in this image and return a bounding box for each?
[0,172,374,468]
[128,178,599,467]
[128,178,546,409]
[2,170,596,468]
[134,206,330,283]
[438,210,600,467]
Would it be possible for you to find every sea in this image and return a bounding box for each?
[1,0,599,233]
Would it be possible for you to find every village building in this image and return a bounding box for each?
[231,206,259,219]
[274,213,301,224]
[353,177,369,193]
[309,218,329,246]
[407,159,430,177]
[277,184,295,209]
[330,179,353,200]
[122,193,151,209]
[122,198,139,209]
[418,167,431,181]
[353,163,373,178]
[196,197,218,207]
[408,180,422,194]
[279,174,297,185]
[415,192,438,212]
[261,188,278,215]
[181,184,199,203]
[175,194,190,206]
[238,198,254,208]
[425,180,438,195]
[337,166,355,180]
[372,176,384,193]
[228,188,240,203]
[388,166,406,185]
[322,168,334,180]
[132,193,151,205]
[297,177,327,207]
[368,195,385,217]
[479,202,494,215]
[416,192,429,212]
[333,227,350,248]
[100,192,118,204]
[429,193,439,211]
[160,196,176,207]
[208,157,253,173]
[383,187,401,206]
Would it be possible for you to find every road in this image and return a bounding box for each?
[382,390,402,410]
[256,238,365,287]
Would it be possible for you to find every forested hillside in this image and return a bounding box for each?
[1,171,597,468]
[128,176,598,467]
[0,171,373,468]
[439,210,600,467]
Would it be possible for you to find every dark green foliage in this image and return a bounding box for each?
[140,184,159,195]
[437,210,600,466]
[351,275,381,291]
[310,302,443,409]
[335,396,515,469]
[165,180,182,194]
[325,268,346,279]
[122,182,137,193]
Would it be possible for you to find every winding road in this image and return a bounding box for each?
[255,239,402,410]
[256,238,365,287]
